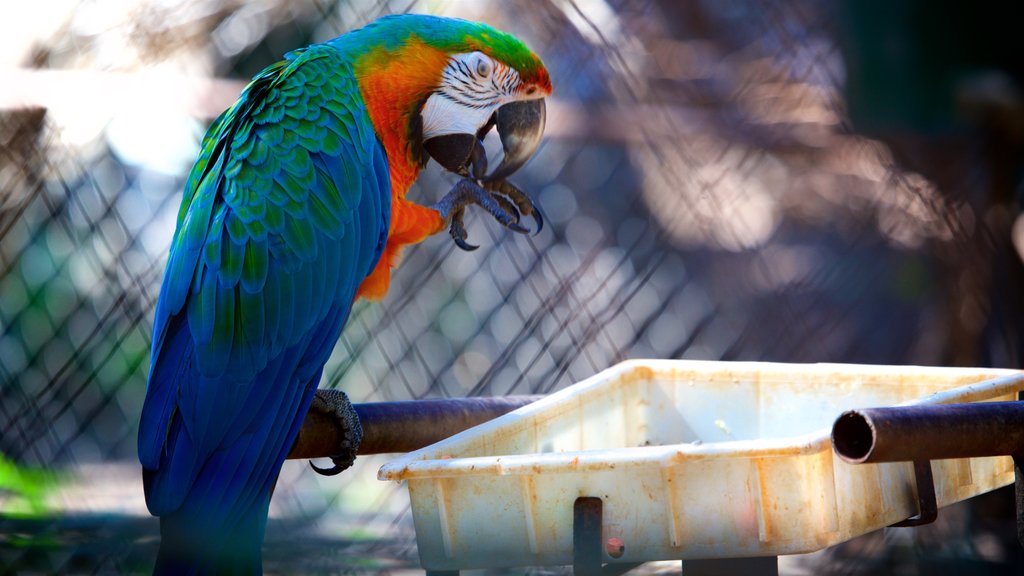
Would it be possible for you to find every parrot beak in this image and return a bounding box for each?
[483,98,546,182]
[423,98,546,181]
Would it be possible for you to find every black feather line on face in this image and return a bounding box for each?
[453,85,497,105]
[440,75,500,107]
[453,60,473,81]
[435,90,493,110]
[410,94,428,166]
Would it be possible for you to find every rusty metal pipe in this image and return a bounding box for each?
[832,401,1024,464]
[832,401,1024,548]
[288,394,542,459]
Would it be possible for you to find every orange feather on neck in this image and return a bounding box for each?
[354,38,449,300]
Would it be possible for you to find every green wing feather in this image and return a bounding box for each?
[140,44,389,486]
[172,46,377,378]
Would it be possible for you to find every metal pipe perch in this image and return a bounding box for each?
[831,401,1024,547]
[288,390,542,459]
[831,401,1024,464]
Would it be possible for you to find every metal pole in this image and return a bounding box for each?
[831,401,1024,464]
[831,401,1024,547]
[288,394,542,459]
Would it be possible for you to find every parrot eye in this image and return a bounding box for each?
[475,57,492,78]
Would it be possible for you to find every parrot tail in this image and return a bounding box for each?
[153,500,268,576]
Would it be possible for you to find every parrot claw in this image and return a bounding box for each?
[483,179,544,235]
[449,208,479,251]
[508,221,530,235]
[453,236,479,252]
[425,98,546,248]
[309,459,346,476]
[307,389,362,477]
[433,178,524,249]
[489,194,528,233]
[531,205,545,236]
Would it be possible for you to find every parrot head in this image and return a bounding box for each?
[345,15,552,191]
[419,48,550,181]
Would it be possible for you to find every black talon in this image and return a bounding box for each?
[529,202,545,236]
[449,207,478,251]
[453,235,479,251]
[508,221,529,235]
[310,460,346,476]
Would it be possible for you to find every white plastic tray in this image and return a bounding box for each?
[378,360,1024,570]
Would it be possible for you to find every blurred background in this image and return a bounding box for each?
[2,0,1024,574]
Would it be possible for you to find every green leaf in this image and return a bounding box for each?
[0,453,62,518]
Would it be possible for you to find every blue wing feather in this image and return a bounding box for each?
[138,42,389,568]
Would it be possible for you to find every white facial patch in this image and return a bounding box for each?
[421,51,521,140]
[420,92,496,139]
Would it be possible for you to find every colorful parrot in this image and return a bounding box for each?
[137,14,551,574]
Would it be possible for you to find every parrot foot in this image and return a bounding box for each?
[433,177,545,251]
[308,389,363,476]
[464,139,543,235]
[432,178,529,251]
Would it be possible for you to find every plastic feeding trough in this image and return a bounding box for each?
[377,360,1024,574]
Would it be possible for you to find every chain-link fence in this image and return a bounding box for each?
[2,1,1023,574]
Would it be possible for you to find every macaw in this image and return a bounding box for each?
[137,14,551,575]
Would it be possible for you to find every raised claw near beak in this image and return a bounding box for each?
[432,179,527,251]
[484,179,544,235]
[423,98,547,250]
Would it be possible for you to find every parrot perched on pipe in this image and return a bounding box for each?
[137,14,551,574]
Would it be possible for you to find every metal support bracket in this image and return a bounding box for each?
[426,496,781,575]
[890,459,938,527]
[573,497,643,576]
